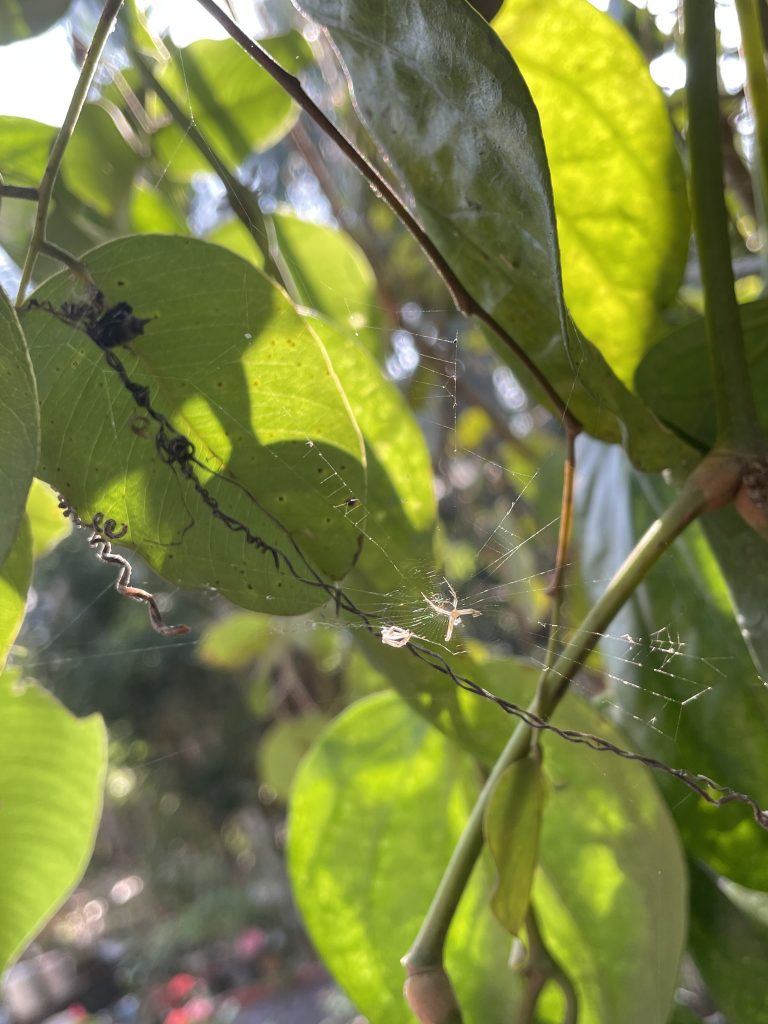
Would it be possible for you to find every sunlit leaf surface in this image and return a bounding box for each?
[0,285,38,568]
[22,235,366,615]
[0,671,106,972]
[290,690,686,1024]
[493,0,689,385]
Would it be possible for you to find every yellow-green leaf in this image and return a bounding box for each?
[485,755,547,936]
[0,671,106,972]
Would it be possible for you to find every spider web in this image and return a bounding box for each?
[5,7,762,794]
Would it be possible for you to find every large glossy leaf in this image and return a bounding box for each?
[493,0,689,386]
[0,0,70,44]
[153,34,310,179]
[0,670,106,972]
[688,862,768,1024]
[296,0,694,473]
[575,437,768,888]
[635,299,768,449]
[21,235,366,615]
[290,690,686,1024]
[0,285,38,569]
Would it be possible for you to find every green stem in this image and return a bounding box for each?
[519,907,578,1024]
[684,0,763,451]
[15,0,125,304]
[403,464,716,971]
[735,0,768,238]
[129,46,278,276]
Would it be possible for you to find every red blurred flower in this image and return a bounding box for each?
[164,1009,190,1024]
[165,973,201,1005]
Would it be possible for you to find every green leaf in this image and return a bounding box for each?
[575,439,768,888]
[258,711,329,801]
[635,299,768,449]
[22,235,366,615]
[0,670,106,972]
[153,33,310,178]
[310,319,435,593]
[130,180,189,235]
[700,503,768,686]
[471,660,687,1023]
[290,690,686,1024]
[0,482,68,672]
[289,692,524,1024]
[196,610,273,670]
[0,116,55,185]
[484,754,546,936]
[271,212,381,350]
[688,861,768,1024]
[26,478,71,559]
[0,0,70,44]
[0,285,38,570]
[62,104,141,217]
[297,0,694,472]
[0,517,31,672]
[492,0,688,387]
[205,218,265,269]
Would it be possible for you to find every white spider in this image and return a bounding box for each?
[421,578,481,642]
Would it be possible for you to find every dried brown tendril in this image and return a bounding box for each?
[59,496,190,637]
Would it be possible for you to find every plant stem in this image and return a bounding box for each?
[684,0,763,451]
[15,0,124,305]
[403,462,714,971]
[191,0,580,432]
[735,0,768,234]
[129,45,278,276]
[0,184,39,201]
[518,907,578,1024]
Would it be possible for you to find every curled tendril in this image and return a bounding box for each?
[58,496,189,638]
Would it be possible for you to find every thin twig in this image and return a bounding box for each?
[128,43,277,273]
[191,0,580,432]
[15,0,125,304]
[0,183,39,201]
